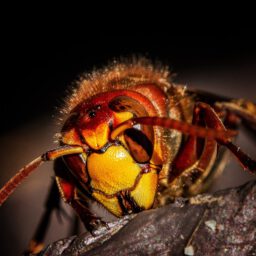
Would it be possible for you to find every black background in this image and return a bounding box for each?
[0,36,255,255]
[2,35,255,133]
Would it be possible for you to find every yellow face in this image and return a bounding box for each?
[61,91,163,216]
[88,145,158,215]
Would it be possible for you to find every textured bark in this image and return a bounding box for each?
[40,180,256,256]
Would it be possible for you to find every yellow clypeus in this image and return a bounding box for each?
[87,145,158,216]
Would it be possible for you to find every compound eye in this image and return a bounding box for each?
[109,96,148,116]
[109,96,154,163]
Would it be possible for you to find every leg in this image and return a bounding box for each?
[187,89,256,171]
[187,89,256,136]
[192,102,256,173]
[163,101,255,200]
[216,99,256,137]
[25,180,61,255]
[54,158,106,233]
[165,102,219,197]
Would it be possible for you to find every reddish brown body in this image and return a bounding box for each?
[0,59,255,254]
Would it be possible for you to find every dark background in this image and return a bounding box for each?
[0,36,255,255]
[1,36,256,133]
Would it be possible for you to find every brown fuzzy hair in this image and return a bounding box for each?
[62,58,172,116]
